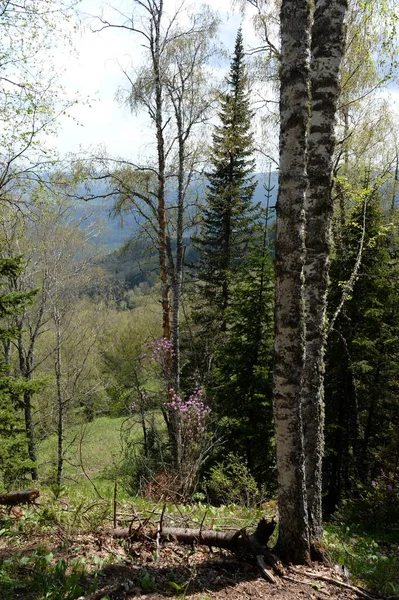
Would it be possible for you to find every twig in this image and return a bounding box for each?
[155,503,166,561]
[83,583,125,599]
[199,508,208,541]
[328,196,368,335]
[113,478,117,529]
[283,574,333,594]
[78,424,104,500]
[290,568,380,600]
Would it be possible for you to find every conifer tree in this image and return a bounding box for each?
[0,255,39,488]
[324,189,399,513]
[194,28,257,331]
[212,204,275,485]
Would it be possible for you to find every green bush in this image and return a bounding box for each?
[333,477,399,533]
[324,524,399,596]
[0,546,97,600]
[204,453,259,506]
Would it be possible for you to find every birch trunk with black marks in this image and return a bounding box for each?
[273,0,311,564]
[274,0,348,562]
[302,0,348,546]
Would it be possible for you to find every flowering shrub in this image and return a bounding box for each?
[143,338,174,376]
[127,337,215,501]
[166,387,211,443]
[163,387,212,500]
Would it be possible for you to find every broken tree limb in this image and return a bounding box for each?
[256,554,278,584]
[113,518,282,583]
[289,567,381,600]
[0,489,40,506]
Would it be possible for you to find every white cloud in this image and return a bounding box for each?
[53,0,259,160]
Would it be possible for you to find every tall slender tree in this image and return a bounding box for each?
[195,28,257,333]
[273,0,348,563]
[93,3,220,471]
[212,201,275,485]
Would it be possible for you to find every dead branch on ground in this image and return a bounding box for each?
[113,517,281,583]
[0,489,40,507]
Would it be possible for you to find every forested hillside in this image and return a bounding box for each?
[1,1,399,598]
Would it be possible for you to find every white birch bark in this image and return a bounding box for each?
[302,0,348,546]
[273,0,311,564]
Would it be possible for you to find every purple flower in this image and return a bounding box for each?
[371,480,377,487]
[387,484,393,492]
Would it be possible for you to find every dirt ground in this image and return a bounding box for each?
[0,526,372,600]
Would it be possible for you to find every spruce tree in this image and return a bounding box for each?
[212,205,275,486]
[0,254,38,488]
[324,190,399,514]
[194,28,257,330]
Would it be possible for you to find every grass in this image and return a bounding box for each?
[34,414,399,596]
[324,523,399,595]
[38,411,165,488]
[38,416,127,484]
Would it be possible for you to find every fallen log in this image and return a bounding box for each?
[0,489,40,507]
[114,518,282,583]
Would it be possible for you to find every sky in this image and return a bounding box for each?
[53,0,259,161]
[52,0,399,165]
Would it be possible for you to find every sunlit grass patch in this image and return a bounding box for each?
[324,523,399,596]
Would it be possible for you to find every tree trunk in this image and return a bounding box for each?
[23,389,39,481]
[54,312,64,487]
[170,115,185,394]
[18,337,39,481]
[273,0,311,565]
[149,0,181,470]
[302,0,348,547]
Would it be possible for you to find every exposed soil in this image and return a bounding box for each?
[0,526,370,600]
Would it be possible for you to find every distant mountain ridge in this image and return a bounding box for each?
[76,172,278,251]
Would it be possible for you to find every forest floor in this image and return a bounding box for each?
[0,518,373,600]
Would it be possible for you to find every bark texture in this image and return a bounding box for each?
[302,0,348,544]
[273,0,312,564]
[274,0,348,562]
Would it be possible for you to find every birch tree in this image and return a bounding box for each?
[0,0,77,202]
[273,0,311,564]
[92,1,219,470]
[273,0,348,562]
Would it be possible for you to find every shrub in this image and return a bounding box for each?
[205,453,259,506]
[333,476,399,533]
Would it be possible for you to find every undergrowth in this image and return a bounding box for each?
[1,484,398,597]
[0,545,102,600]
[324,523,399,595]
